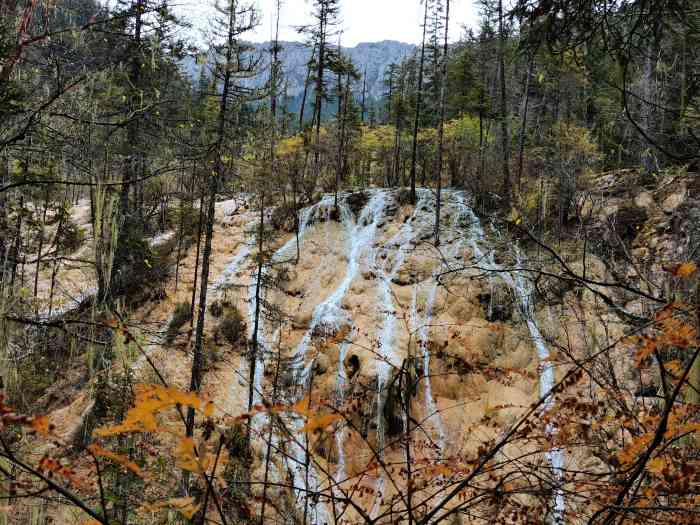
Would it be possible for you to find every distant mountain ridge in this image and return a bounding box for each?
[182,40,417,105]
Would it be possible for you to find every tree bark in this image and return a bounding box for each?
[497,0,511,209]
[517,54,534,193]
[409,0,430,205]
[434,0,450,247]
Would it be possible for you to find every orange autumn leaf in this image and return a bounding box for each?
[300,413,342,433]
[174,437,210,474]
[431,464,453,477]
[30,415,51,437]
[617,432,654,466]
[88,444,146,478]
[141,497,200,519]
[670,262,697,278]
[290,397,312,416]
[94,385,213,437]
[38,456,82,488]
[646,457,666,475]
[634,337,657,366]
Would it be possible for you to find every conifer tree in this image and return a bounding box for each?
[299,0,342,193]
[434,0,450,246]
[409,0,431,204]
[185,0,261,443]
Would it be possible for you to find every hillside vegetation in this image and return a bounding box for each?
[0,0,699,524]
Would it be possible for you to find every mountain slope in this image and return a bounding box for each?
[182,40,416,106]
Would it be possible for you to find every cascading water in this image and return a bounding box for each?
[293,191,388,386]
[367,189,471,516]
[220,188,564,523]
[210,242,252,292]
[284,191,390,525]
[449,193,566,523]
[500,249,566,522]
[371,193,419,454]
[245,194,338,525]
[414,190,477,455]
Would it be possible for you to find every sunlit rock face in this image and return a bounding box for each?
[202,188,558,524]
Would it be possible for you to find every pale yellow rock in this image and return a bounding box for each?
[635,191,654,208]
[662,192,685,213]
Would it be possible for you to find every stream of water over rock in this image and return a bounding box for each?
[215,188,564,524]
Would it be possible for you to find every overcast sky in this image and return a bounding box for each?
[171,0,479,47]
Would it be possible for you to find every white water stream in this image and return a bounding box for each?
[215,188,564,524]
[451,194,566,523]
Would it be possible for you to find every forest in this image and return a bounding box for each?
[1,0,700,523]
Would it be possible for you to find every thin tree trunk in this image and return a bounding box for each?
[259,328,283,525]
[393,72,404,187]
[10,194,23,289]
[361,66,367,123]
[640,46,655,172]
[47,195,66,318]
[0,155,8,289]
[312,5,327,192]
[118,0,144,234]
[299,44,317,131]
[34,186,50,315]
[248,195,265,433]
[185,174,217,439]
[434,0,450,247]
[189,192,205,326]
[403,360,415,525]
[410,0,430,204]
[335,72,347,208]
[517,54,534,193]
[260,6,283,515]
[497,0,511,209]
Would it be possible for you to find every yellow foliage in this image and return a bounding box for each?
[88,444,146,479]
[277,134,305,157]
[140,497,201,519]
[544,121,601,165]
[444,114,482,148]
[358,125,395,155]
[300,413,342,433]
[646,457,666,475]
[93,384,213,437]
[430,464,453,477]
[670,262,697,278]
[174,437,211,474]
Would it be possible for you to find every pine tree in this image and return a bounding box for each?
[299,0,342,193]
[409,0,432,204]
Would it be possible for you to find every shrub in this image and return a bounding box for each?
[210,300,224,318]
[56,217,85,254]
[270,203,297,233]
[166,302,191,343]
[168,201,201,239]
[217,306,246,346]
[346,191,369,217]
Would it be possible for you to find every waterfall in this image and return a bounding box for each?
[244,195,337,525]
[450,193,566,523]
[223,188,564,524]
[294,190,388,386]
[372,189,429,457]
[210,241,252,292]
